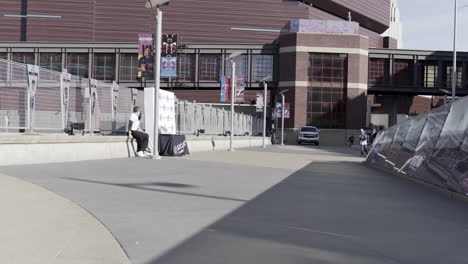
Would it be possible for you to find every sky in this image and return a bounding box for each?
[399,0,468,51]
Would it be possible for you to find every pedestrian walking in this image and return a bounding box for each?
[359,129,369,156]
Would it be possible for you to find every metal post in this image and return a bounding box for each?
[452,0,458,102]
[152,8,162,160]
[229,60,236,151]
[281,93,285,146]
[263,81,267,148]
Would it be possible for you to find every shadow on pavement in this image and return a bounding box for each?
[147,160,468,264]
[64,177,247,202]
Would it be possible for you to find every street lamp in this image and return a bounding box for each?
[260,76,271,148]
[226,51,242,151]
[146,0,170,160]
[279,89,288,146]
[451,0,468,103]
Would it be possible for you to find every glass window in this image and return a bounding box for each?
[301,127,317,132]
[39,53,62,72]
[446,65,462,89]
[120,53,138,81]
[177,55,195,82]
[420,62,438,88]
[0,53,7,60]
[226,54,247,79]
[93,54,115,81]
[199,55,220,81]
[393,59,413,87]
[252,55,274,81]
[12,53,35,65]
[306,53,347,129]
[67,53,89,78]
[368,58,389,87]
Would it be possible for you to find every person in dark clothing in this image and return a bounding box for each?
[128,106,149,157]
[359,129,369,156]
[348,135,355,148]
[138,47,154,78]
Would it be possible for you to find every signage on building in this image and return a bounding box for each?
[137,33,155,80]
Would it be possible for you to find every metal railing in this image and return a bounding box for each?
[0,59,263,136]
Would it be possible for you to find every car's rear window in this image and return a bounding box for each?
[301,127,317,132]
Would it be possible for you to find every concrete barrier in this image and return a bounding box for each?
[0,134,270,166]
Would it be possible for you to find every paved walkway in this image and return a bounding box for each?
[1,145,468,264]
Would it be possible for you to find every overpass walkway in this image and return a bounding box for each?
[1,145,467,264]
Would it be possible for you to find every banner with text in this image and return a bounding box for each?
[138,33,155,79]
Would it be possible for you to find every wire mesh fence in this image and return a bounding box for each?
[0,58,264,136]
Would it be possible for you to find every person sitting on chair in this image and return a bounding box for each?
[128,106,150,157]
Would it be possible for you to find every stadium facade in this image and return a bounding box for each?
[1,0,467,137]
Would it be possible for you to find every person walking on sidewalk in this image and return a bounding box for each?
[359,129,369,156]
[128,106,150,157]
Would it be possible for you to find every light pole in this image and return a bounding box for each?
[226,51,242,151]
[260,76,271,148]
[451,0,468,103]
[279,89,288,146]
[146,0,170,160]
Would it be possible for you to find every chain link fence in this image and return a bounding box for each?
[0,58,263,136]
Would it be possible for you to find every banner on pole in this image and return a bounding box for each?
[27,64,39,97]
[161,57,177,77]
[111,81,119,121]
[236,77,245,103]
[161,34,177,57]
[60,72,71,128]
[220,76,231,103]
[274,102,290,118]
[138,33,155,79]
[256,93,264,112]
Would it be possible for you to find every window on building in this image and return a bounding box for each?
[252,55,274,81]
[39,53,62,72]
[199,55,220,81]
[421,62,438,88]
[12,53,35,65]
[307,53,347,129]
[368,58,389,87]
[119,53,139,81]
[67,53,89,78]
[446,65,462,89]
[177,55,195,82]
[93,54,115,81]
[225,54,247,79]
[393,60,413,87]
[0,53,7,60]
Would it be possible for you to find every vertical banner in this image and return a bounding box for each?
[27,64,39,130]
[138,33,155,79]
[220,76,231,103]
[161,34,178,78]
[284,103,290,118]
[161,34,177,57]
[60,72,71,130]
[89,79,98,133]
[161,57,177,77]
[111,81,119,121]
[275,102,282,118]
[256,93,264,113]
[236,77,245,103]
[144,88,177,152]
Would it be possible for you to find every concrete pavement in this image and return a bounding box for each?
[1,145,468,264]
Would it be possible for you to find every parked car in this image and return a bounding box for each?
[297,126,320,145]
